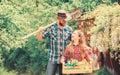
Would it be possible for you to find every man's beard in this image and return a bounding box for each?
[59,22,65,26]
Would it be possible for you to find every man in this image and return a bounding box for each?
[37,10,73,75]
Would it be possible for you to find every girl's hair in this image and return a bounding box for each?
[66,30,87,55]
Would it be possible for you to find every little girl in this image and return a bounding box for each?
[61,30,93,75]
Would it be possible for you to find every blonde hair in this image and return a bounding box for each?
[67,30,87,56]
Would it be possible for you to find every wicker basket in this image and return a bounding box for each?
[62,60,92,74]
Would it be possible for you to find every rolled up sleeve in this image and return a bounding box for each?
[42,27,51,39]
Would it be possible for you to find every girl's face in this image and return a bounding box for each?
[71,31,80,41]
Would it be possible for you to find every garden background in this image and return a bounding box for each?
[0,0,120,75]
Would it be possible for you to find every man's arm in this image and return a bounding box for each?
[37,27,45,41]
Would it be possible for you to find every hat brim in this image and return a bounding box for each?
[57,13,71,21]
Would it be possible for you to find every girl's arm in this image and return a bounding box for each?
[60,56,65,64]
[84,47,93,63]
[61,45,73,63]
[61,46,69,64]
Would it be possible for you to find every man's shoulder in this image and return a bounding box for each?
[65,25,73,31]
[48,23,57,29]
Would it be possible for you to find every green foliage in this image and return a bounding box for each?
[1,38,48,75]
[0,67,17,75]
[0,0,115,51]
[97,67,112,75]
[0,0,118,75]
[82,3,120,51]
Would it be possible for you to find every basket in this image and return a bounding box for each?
[62,60,92,74]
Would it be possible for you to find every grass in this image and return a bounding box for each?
[0,66,112,75]
[84,67,112,75]
[0,67,17,75]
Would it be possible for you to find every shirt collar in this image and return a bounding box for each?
[73,44,79,47]
[56,22,68,31]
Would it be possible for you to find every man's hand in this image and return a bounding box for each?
[37,27,45,41]
[38,27,45,32]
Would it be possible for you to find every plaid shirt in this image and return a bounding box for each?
[42,23,73,64]
[63,45,92,62]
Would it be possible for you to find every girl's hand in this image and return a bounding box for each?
[60,56,65,64]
